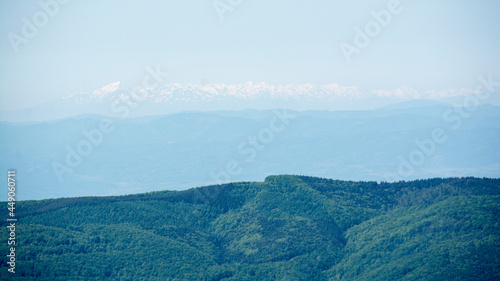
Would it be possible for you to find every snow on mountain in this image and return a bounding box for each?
[0,81,484,122]
[59,82,477,105]
[61,81,129,104]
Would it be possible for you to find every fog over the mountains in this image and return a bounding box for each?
[1,102,499,200]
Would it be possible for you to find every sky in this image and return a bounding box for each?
[0,0,499,110]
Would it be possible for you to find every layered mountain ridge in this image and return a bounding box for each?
[1,106,499,200]
[0,81,489,123]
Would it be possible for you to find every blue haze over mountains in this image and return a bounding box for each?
[0,82,499,200]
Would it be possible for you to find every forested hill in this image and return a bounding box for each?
[1,176,500,280]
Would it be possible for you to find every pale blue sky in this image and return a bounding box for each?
[0,0,499,110]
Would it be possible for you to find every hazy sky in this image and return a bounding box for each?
[0,0,499,110]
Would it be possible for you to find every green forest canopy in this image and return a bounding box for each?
[1,176,499,280]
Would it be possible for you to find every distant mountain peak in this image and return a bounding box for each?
[93,81,122,96]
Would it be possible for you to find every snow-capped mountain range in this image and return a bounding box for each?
[65,81,478,104]
[0,81,490,122]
